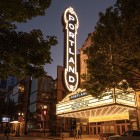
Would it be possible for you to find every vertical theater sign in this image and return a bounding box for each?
[62,7,79,92]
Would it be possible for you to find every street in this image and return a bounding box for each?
[0,136,49,140]
[0,135,99,140]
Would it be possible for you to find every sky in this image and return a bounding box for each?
[17,0,116,79]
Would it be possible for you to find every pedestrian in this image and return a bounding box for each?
[74,129,77,139]
[78,129,81,139]
[4,127,10,140]
[43,129,45,136]
[61,131,64,139]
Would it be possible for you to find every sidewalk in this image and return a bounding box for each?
[47,135,99,140]
[0,133,99,140]
[60,137,98,140]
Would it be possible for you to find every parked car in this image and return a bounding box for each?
[98,132,116,140]
[108,130,140,140]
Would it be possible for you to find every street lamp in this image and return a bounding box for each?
[43,105,47,115]
[17,112,24,136]
[18,113,24,116]
[19,84,25,93]
[42,105,47,136]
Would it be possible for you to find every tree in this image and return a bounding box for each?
[81,0,140,97]
[0,0,57,79]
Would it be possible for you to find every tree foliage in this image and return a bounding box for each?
[0,0,57,79]
[82,0,140,97]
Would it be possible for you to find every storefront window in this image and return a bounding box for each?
[121,125,125,133]
[98,127,100,134]
[83,125,87,133]
[117,126,120,135]
[127,125,131,130]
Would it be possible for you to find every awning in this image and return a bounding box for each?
[10,121,20,124]
[56,88,136,122]
[57,104,136,122]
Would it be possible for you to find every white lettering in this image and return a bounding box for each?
[69,31,74,38]
[69,23,74,30]
[69,66,75,73]
[69,39,74,46]
[69,76,75,83]
[69,57,75,64]
[69,14,75,21]
[69,48,74,55]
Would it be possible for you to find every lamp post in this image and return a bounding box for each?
[42,105,47,136]
[17,112,24,136]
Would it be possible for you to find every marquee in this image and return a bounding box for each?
[56,88,136,121]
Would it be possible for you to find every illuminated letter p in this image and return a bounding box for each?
[69,15,75,21]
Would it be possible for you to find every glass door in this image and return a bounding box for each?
[93,127,96,136]
[117,125,120,135]
[121,125,125,134]
[90,127,93,135]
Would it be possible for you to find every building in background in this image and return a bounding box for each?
[0,75,56,136]
[28,75,56,135]
[0,76,18,133]
[79,33,94,84]
[0,79,7,113]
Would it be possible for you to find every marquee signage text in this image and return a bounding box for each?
[69,92,88,100]
[71,99,89,110]
[62,7,79,92]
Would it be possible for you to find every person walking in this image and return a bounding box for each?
[78,129,81,139]
[4,127,10,140]
[74,129,77,140]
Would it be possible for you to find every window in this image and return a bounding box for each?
[122,131,132,136]
[133,131,140,136]
[116,120,125,124]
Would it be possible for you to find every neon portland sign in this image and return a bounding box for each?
[62,7,79,92]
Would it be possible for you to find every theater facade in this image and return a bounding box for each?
[56,87,138,136]
[56,7,140,137]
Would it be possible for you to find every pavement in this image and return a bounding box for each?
[0,134,99,140]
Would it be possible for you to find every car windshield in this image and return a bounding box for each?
[122,131,132,136]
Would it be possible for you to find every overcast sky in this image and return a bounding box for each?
[17,0,116,79]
